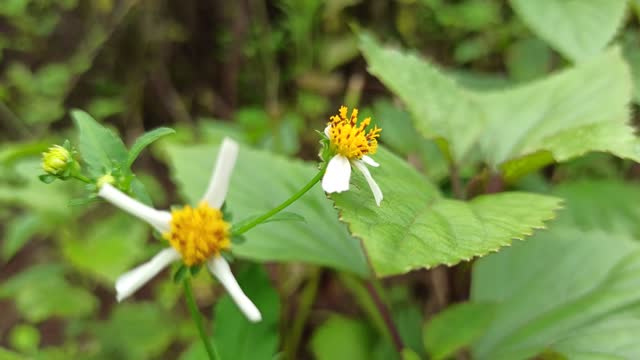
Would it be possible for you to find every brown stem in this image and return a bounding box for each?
[364,280,404,353]
[486,173,504,193]
[449,163,464,199]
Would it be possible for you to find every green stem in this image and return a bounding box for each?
[73,174,92,184]
[232,165,327,236]
[183,278,219,360]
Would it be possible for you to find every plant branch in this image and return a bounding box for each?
[232,164,327,236]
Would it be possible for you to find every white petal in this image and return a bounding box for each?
[201,137,239,209]
[361,155,379,167]
[324,125,331,138]
[322,155,351,193]
[353,160,383,206]
[207,256,262,322]
[98,183,171,233]
[115,248,180,302]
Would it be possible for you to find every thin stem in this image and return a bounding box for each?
[364,280,404,353]
[284,268,321,360]
[449,163,464,200]
[232,165,327,236]
[73,174,92,184]
[183,278,219,360]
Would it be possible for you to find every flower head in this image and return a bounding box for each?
[164,202,231,266]
[327,106,381,159]
[42,145,71,175]
[97,138,261,322]
[321,106,383,206]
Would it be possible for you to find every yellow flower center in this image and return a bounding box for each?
[163,202,231,266]
[327,106,381,159]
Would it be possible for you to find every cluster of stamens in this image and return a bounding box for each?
[164,202,231,266]
[327,106,381,159]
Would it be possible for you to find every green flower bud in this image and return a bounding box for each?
[97,173,116,189]
[41,145,71,175]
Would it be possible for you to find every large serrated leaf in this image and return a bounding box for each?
[360,34,483,163]
[470,228,640,360]
[331,148,562,276]
[360,34,639,175]
[72,109,128,175]
[162,142,369,277]
[509,0,627,62]
[480,47,637,168]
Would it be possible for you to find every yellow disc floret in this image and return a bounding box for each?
[164,202,231,266]
[327,106,381,159]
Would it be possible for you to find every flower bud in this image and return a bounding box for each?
[41,145,71,175]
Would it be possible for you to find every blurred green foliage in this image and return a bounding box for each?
[1,0,640,359]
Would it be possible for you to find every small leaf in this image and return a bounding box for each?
[0,264,98,322]
[310,315,376,360]
[509,0,627,62]
[189,264,202,276]
[38,174,56,184]
[2,214,44,262]
[424,302,497,360]
[173,265,188,283]
[92,303,176,359]
[71,109,128,176]
[126,127,175,168]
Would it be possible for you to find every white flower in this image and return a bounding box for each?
[321,106,383,206]
[98,138,261,322]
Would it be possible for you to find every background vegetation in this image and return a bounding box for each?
[1,0,640,359]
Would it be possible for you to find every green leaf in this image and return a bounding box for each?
[126,127,175,168]
[0,348,23,360]
[310,315,377,360]
[360,33,482,163]
[509,0,627,62]
[0,159,73,216]
[424,302,497,360]
[332,148,562,276]
[0,264,97,322]
[551,312,640,359]
[61,213,148,283]
[92,303,176,359]
[480,46,637,169]
[71,109,128,175]
[2,213,45,262]
[162,142,369,276]
[505,38,552,82]
[623,30,640,105]
[470,228,640,360]
[212,265,280,360]
[552,179,640,239]
[9,323,40,353]
[360,34,639,174]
